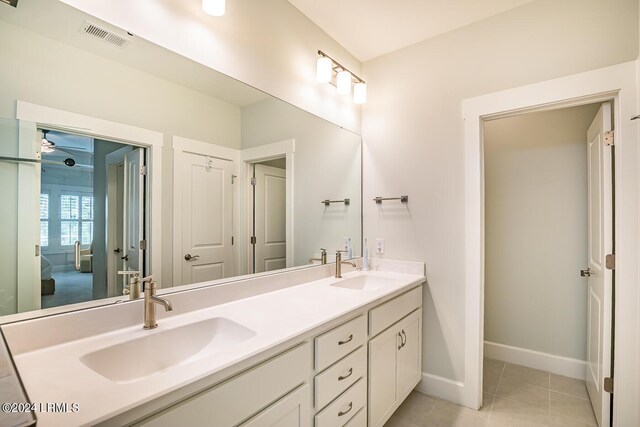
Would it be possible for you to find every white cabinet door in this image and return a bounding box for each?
[242,384,311,427]
[396,309,422,399]
[368,325,400,427]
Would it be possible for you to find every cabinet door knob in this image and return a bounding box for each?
[338,334,353,345]
[398,332,403,350]
[401,329,407,348]
[338,402,353,417]
[338,368,353,381]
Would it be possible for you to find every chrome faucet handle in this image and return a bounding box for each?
[320,248,327,253]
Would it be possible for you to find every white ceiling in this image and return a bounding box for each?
[288,0,537,62]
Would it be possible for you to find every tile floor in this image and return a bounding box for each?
[386,358,597,426]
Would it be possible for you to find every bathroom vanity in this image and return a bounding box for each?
[1,260,424,427]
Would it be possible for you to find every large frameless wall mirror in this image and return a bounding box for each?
[0,0,361,318]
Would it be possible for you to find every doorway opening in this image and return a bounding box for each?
[248,158,287,274]
[39,129,147,309]
[481,102,613,426]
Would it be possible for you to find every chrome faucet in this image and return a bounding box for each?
[309,248,328,265]
[118,270,142,300]
[335,250,356,278]
[142,276,173,330]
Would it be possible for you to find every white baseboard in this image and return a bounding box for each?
[484,341,586,380]
[417,372,465,404]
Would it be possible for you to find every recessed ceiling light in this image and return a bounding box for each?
[203,0,225,16]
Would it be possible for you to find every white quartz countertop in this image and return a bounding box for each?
[3,263,425,426]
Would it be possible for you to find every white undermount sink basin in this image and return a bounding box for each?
[331,274,398,291]
[80,317,256,383]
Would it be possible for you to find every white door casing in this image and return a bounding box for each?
[123,148,144,274]
[253,164,286,273]
[15,101,163,313]
[585,103,613,427]
[180,152,234,285]
[462,62,638,423]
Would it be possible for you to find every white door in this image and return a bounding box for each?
[253,164,286,273]
[585,102,613,427]
[181,152,234,285]
[123,148,144,274]
[368,325,399,427]
[396,309,422,399]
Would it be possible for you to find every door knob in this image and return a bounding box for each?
[184,254,200,261]
[580,268,592,277]
[121,254,129,261]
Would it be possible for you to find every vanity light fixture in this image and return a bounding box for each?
[203,0,225,16]
[316,50,367,104]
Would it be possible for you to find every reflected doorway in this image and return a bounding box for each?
[39,130,146,308]
[249,159,286,273]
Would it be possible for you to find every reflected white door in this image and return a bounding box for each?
[585,103,613,427]
[123,148,144,274]
[253,164,286,273]
[181,153,233,285]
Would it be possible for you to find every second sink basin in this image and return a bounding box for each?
[331,274,398,291]
[80,317,256,383]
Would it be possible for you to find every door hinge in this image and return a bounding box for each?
[604,377,614,394]
[140,239,147,250]
[140,165,147,176]
[250,236,257,245]
[231,174,237,184]
[35,244,40,256]
[604,130,615,146]
[250,177,257,186]
[606,253,615,270]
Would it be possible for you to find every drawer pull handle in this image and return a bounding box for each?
[338,368,353,381]
[338,402,353,417]
[338,334,353,345]
[401,329,407,348]
[398,332,402,350]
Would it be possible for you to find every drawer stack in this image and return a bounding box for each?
[313,315,368,427]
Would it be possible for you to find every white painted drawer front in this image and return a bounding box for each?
[369,286,422,337]
[343,408,366,427]
[315,315,367,372]
[137,342,311,427]
[241,384,311,427]
[315,346,366,410]
[315,378,366,427]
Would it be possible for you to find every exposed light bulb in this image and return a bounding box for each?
[353,82,367,104]
[336,70,352,95]
[316,57,332,83]
[203,0,225,16]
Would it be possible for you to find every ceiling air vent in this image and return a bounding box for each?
[81,21,132,48]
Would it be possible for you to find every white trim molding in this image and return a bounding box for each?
[417,372,465,404]
[16,101,164,289]
[241,139,295,268]
[484,341,587,380]
[462,60,639,427]
[171,136,242,286]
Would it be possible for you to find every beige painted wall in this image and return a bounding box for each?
[484,104,598,361]
[362,0,638,382]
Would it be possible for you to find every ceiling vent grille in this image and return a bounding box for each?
[81,21,132,48]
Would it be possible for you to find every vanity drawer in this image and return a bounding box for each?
[315,378,366,427]
[343,407,366,427]
[315,346,366,410]
[136,342,311,427]
[315,315,367,372]
[369,286,422,337]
